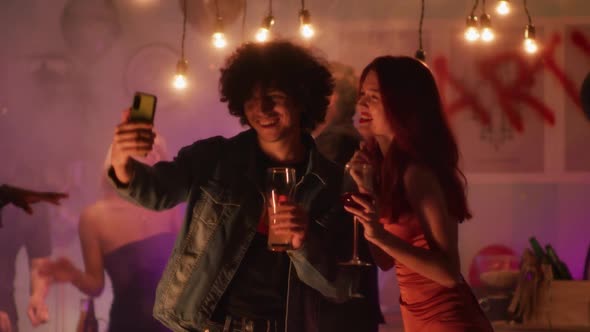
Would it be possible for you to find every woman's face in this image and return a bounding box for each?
[356,70,394,141]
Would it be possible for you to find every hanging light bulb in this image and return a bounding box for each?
[522,0,539,54]
[173,59,188,90]
[415,49,426,62]
[464,15,480,42]
[524,38,538,54]
[212,17,227,49]
[495,0,510,15]
[256,15,274,43]
[173,0,189,90]
[211,0,227,49]
[523,24,538,54]
[212,32,227,48]
[299,9,314,39]
[479,14,494,42]
[255,27,269,42]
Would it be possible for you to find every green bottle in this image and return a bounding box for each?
[545,245,573,280]
[529,237,548,262]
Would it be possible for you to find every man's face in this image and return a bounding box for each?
[244,86,301,144]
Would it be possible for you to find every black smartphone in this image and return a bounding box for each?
[130,92,157,124]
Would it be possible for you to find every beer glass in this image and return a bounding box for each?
[266,167,296,251]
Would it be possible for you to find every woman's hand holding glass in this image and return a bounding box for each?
[348,149,372,192]
[343,194,386,241]
[340,146,377,267]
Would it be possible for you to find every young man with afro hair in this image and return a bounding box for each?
[107,40,354,332]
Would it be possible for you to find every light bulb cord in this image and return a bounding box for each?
[418,0,425,50]
[215,0,221,19]
[523,0,533,25]
[181,0,187,59]
[470,0,480,16]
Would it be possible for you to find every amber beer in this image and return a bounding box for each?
[266,167,296,251]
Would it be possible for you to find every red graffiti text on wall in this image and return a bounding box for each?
[432,30,589,132]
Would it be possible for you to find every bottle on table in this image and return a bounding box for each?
[545,244,573,280]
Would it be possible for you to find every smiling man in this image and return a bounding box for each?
[107,41,352,332]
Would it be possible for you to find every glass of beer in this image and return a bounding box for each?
[266,167,296,251]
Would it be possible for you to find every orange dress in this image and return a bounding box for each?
[383,217,494,332]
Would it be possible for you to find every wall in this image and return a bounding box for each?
[1,1,589,330]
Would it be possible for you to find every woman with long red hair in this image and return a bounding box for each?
[345,56,493,332]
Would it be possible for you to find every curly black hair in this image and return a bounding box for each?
[219,40,334,132]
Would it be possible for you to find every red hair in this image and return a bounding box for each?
[360,56,472,223]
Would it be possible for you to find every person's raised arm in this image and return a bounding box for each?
[109,110,188,210]
[110,112,155,186]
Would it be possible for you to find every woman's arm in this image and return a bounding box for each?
[347,165,461,288]
[28,257,52,326]
[42,208,105,297]
[73,209,106,296]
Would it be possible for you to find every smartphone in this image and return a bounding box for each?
[130,92,157,124]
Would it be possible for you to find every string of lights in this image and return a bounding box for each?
[256,0,275,42]
[173,0,188,90]
[523,0,538,54]
[465,0,481,42]
[212,0,228,49]
[170,0,541,91]
[480,0,495,42]
[299,0,315,39]
[464,0,540,54]
[496,0,511,16]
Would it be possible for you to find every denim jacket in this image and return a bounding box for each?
[109,129,351,332]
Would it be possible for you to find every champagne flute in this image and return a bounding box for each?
[340,162,374,267]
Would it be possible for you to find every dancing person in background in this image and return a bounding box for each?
[41,138,180,332]
[345,56,493,332]
[0,184,66,332]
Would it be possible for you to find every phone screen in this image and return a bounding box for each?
[130,92,157,123]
